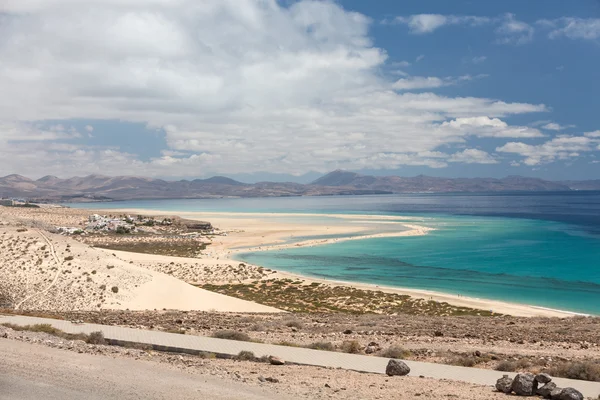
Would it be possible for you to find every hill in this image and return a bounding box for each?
[0,170,598,202]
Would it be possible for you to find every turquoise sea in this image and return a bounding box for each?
[73,192,600,315]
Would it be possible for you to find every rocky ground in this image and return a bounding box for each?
[8,310,599,382]
[0,324,523,400]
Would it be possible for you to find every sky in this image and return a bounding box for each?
[0,0,599,182]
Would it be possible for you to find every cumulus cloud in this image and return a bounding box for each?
[448,149,498,164]
[541,122,575,131]
[392,14,490,34]
[0,0,554,177]
[496,135,600,166]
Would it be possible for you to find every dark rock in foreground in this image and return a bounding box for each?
[385,359,410,376]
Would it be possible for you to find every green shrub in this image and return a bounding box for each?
[448,356,476,367]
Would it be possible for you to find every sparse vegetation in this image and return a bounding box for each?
[548,361,600,382]
[495,361,517,372]
[86,331,106,345]
[381,345,411,359]
[111,286,119,293]
[307,341,335,351]
[235,350,256,361]
[212,330,251,342]
[341,340,361,354]
[201,280,500,316]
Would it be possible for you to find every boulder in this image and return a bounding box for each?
[558,388,584,400]
[268,356,285,366]
[511,372,537,396]
[495,375,513,394]
[535,373,552,384]
[537,382,557,398]
[385,359,410,376]
[550,388,564,399]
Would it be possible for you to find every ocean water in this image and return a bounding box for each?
[72,192,600,314]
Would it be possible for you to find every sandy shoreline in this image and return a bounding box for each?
[84,207,582,318]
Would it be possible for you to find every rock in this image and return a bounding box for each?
[1,332,8,339]
[434,330,443,337]
[511,372,537,396]
[557,388,584,400]
[365,346,377,354]
[535,373,552,384]
[258,376,266,383]
[385,359,410,376]
[495,375,513,394]
[537,382,557,398]
[550,388,564,399]
[343,329,352,334]
[474,350,481,357]
[268,356,285,366]
[265,377,279,383]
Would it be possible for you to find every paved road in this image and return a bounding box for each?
[1,315,598,398]
[0,339,286,400]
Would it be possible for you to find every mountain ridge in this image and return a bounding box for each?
[1,170,599,202]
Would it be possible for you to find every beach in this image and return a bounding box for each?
[81,207,579,318]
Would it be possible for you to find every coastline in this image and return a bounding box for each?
[87,207,585,318]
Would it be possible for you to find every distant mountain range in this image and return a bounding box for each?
[1,170,599,202]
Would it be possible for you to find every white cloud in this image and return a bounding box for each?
[497,135,600,166]
[471,56,487,64]
[415,54,425,62]
[541,18,600,40]
[585,130,600,138]
[393,14,490,34]
[0,0,553,177]
[392,74,486,91]
[85,125,94,132]
[541,122,575,131]
[495,13,534,45]
[439,116,544,138]
[392,13,533,45]
[449,149,498,164]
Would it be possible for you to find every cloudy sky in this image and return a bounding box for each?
[1,0,599,182]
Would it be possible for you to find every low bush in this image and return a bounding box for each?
[496,361,517,372]
[284,320,303,329]
[548,361,600,382]
[341,340,361,354]
[235,350,256,361]
[381,345,411,359]
[307,341,335,351]
[212,330,251,342]
[86,331,106,345]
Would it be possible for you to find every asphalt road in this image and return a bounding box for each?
[0,339,287,400]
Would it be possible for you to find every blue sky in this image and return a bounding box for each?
[0,0,599,182]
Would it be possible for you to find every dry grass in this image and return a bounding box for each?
[341,340,362,354]
[212,330,252,342]
[380,345,411,359]
[548,361,600,382]
[307,341,335,351]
